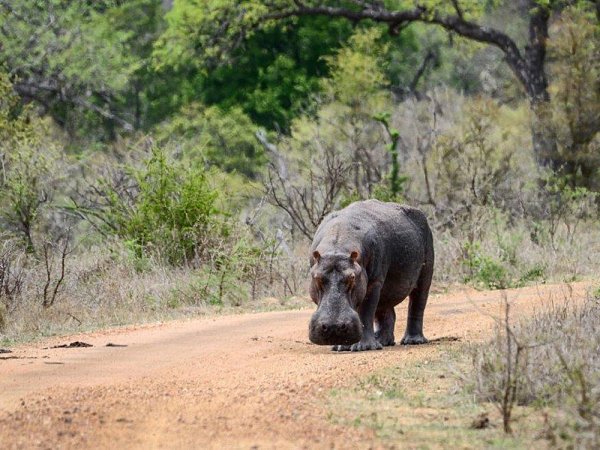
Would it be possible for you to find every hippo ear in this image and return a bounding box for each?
[313,250,321,262]
[350,251,359,262]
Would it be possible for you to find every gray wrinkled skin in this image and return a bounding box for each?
[308,200,434,352]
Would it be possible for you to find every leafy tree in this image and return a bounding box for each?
[0,73,59,252]
[293,28,393,200]
[263,29,398,237]
[546,5,600,190]
[179,0,598,179]
[0,0,164,141]
[153,4,354,130]
[155,103,265,178]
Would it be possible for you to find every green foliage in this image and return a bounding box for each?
[0,73,59,251]
[0,0,151,140]
[462,241,510,290]
[154,4,354,129]
[340,181,408,209]
[459,212,548,290]
[242,54,315,129]
[285,27,393,201]
[263,28,401,236]
[152,0,268,69]
[156,103,265,178]
[0,74,38,145]
[196,237,265,306]
[321,28,389,111]
[430,98,529,209]
[541,174,598,247]
[517,265,546,286]
[0,1,139,88]
[547,4,600,190]
[101,147,219,265]
[373,112,408,201]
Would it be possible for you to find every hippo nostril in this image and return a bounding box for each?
[339,322,347,332]
[320,323,328,333]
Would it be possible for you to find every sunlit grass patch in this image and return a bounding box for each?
[327,345,550,449]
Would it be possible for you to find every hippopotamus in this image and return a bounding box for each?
[308,200,434,351]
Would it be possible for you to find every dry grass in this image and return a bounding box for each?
[468,288,600,448]
[327,345,547,449]
[432,218,600,289]
[2,206,599,350]
[0,240,309,345]
[327,288,600,449]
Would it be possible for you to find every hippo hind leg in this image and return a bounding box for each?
[374,308,396,346]
[401,263,433,346]
[400,285,429,345]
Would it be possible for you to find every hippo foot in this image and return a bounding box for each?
[351,338,383,352]
[400,334,428,345]
[375,332,395,347]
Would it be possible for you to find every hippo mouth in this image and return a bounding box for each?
[308,314,363,346]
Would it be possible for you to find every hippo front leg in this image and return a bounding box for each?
[333,282,383,352]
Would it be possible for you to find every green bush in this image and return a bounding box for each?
[0,72,60,252]
[462,242,510,290]
[101,147,220,265]
[195,237,266,306]
[517,265,546,287]
[155,103,265,179]
[541,174,598,248]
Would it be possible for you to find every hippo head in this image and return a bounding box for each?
[308,250,368,345]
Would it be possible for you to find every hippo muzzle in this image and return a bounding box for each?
[308,307,362,345]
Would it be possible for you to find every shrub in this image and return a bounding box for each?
[547,5,600,190]
[516,265,546,286]
[123,147,218,264]
[0,238,25,325]
[539,174,598,249]
[75,146,220,265]
[468,292,600,446]
[0,72,61,252]
[462,241,510,290]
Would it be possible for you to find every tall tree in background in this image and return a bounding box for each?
[546,6,599,190]
[0,0,164,141]
[153,4,357,130]
[180,0,597,178]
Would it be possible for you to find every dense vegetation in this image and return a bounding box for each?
[0,2,598,333]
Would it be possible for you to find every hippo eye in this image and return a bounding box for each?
[313,274,327,288]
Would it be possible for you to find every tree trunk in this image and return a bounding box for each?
[522,2,559,170]
[580,162,598,191]
[529,99,558,170]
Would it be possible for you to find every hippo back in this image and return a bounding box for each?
[311,200,432,307]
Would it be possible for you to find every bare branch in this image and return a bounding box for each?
[260,134,350,239]
[409,49,436,94]
[42,233,72,309]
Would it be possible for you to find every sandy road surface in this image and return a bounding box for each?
[0,282,590,449]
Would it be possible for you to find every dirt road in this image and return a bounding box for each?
[0,282,589,449]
